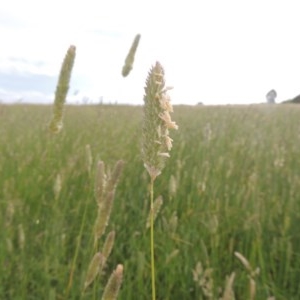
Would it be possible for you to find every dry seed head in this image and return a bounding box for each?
[102,264,124,300]
[122,34,141,77]
[94,160,123,245]
[146,195,163,229]
[234,252,251,273]
[95,161,106,205]
[192,261,214,298]
[105,160,124,195]
[94,191,115,242]
[142,61,178,181]
[165,136,174,151]
[49,45,76,134]
[159,90,174,112]
[234,252,260,281]
[221,272,236,300]
[158,111,178,130]
[98,231,116,275]
[84,252,105,290]
[192,262,203,283]
[102,231,116,261]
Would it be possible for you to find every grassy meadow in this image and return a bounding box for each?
[0,103,300,299]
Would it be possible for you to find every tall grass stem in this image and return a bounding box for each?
[150,177,156,300]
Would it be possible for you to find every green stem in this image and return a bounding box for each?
[150,177,156,300]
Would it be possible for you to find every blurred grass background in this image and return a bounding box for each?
[0,103,300,299]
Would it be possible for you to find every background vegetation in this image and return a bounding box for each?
[0,103,299,299]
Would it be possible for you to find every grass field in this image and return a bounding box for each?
[0,103,300,299]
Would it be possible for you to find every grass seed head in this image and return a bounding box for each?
[142,61,178,181]
[97,231,116,275]
[192,261,214,298]
[102,264,123,300]
[95,161,106,205]
[122,34,141,77]
[146,195,163,228]
[102,230,116,261]
[49,45,76,134]
[94,191,115,242]
[234,252,251,273]
[106,160,124,195]
[84,252,105,291]
[221,272,236,300]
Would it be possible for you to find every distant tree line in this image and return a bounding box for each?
[281,94,300,104]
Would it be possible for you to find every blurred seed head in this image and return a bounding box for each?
[146,195,163,229]
[122,34,141,77]
[84,252,105,291]
[102,264,124,300]
[49,45,76,134]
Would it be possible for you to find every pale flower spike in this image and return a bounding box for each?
[159,111,179,130]
[142,61,178,181]
[165,136,173,151]
[159,93,174,112]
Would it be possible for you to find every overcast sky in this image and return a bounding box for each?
[1,0,300,105]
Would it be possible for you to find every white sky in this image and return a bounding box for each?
[1,0,300,105]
